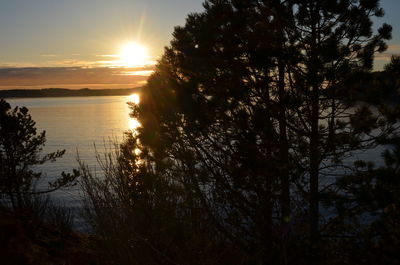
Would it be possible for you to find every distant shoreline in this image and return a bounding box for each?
[0,88,141,98]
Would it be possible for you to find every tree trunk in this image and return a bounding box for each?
[309,6,321,263]
[309,102,319,240]
[278,57,290,223]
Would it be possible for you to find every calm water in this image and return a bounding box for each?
[7,96,136,219]
[6,96,388,190]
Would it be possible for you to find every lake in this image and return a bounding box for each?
[7,96,137,227]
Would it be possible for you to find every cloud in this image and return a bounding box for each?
[119,70,154,76]
[40,54,59,57]
[375,44,400,61]
[48,59,101,67]
[0,66,154,89]
[0,62,39,68]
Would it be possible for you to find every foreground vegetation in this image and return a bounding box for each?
[0,98,90,264]
[0,202,96,265]
[1,0,400,265]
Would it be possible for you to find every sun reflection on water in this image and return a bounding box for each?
[127,93,141,131]
[129,118,141,130]
[128,93,140,105]
[126,93,143,167]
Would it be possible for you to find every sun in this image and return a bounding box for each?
[118,42,149,67]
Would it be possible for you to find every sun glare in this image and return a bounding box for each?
[118,42,148,67]
[128,93,140,105]
[129,118,141,130]
[127,93,141,130]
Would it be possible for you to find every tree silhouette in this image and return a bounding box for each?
[138,1,294,262]
[326,137,400,265]
[282,1,393,246]
[0,99,76,210]
[80,1,400,264]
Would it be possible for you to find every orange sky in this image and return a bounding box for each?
[0,66,153,90]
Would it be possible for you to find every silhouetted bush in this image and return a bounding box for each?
[15,195,75,233]
[79,138,246,265]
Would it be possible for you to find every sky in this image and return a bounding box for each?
[0,0,399,89]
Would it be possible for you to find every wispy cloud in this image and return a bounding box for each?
[40,54,59,57]
[119,70,154,76]
[0,62,39,68]
[48,59,102,67]
[96,53,157,68]
[375,44,400,61]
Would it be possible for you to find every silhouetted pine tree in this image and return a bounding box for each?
[138,1,294,262]
[284,0,392,237]
[0,99,76,211]
[135,0,397,263]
